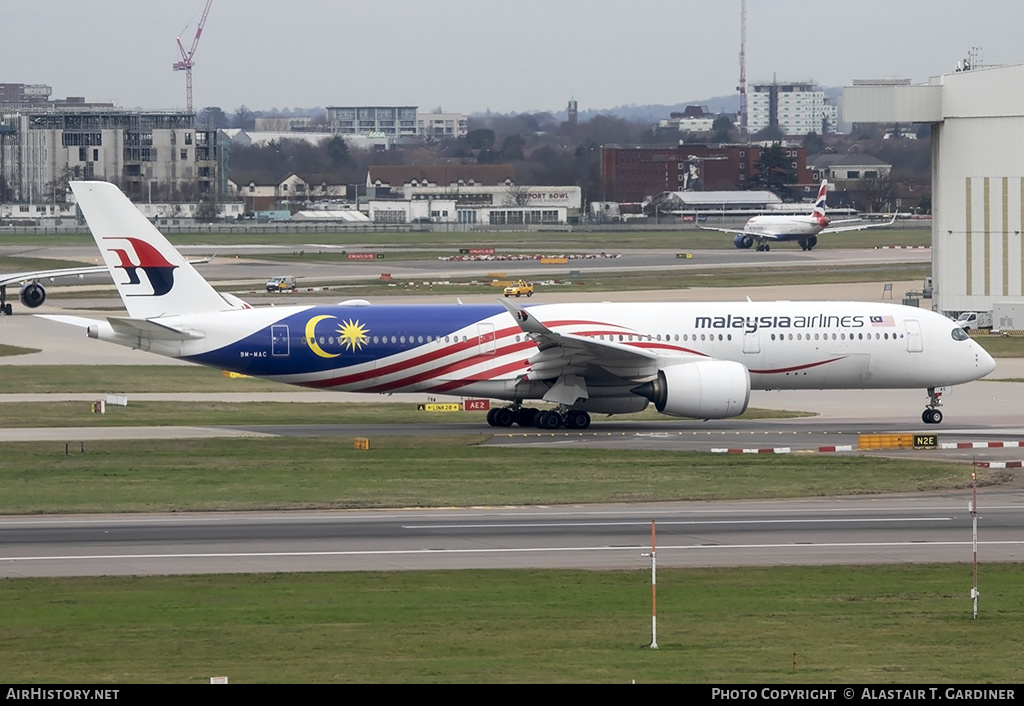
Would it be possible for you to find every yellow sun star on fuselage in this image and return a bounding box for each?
[337,319,369,351]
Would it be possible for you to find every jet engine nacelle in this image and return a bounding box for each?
[633,360,750,419]
[19,282,46,309]
[733,233,754,249]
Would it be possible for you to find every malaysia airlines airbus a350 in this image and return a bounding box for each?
[701,179,898,252]
[44,181,993,428]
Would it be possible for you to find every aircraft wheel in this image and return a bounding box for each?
[2,303,11,316]
[537,410,562,429]
[764,244,771,251]
[515,407,538,426]
[565,410,591,430]
[492,407,515,427]
[798,239,808,251]
[922,409,943,424]
[486,408,499,426]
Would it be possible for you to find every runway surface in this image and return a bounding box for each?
[1,493,1021,577]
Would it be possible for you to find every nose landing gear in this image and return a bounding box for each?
[922,387,944,424]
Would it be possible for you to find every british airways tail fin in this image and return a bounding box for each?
[811,179,830,226]
[70,181,233,320]
[811,179,828,219]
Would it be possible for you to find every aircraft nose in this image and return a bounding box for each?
[975,343,996,377]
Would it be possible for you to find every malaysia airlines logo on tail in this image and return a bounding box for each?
[103,237,178,296]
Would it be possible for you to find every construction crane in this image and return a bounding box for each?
[172,0,214,113]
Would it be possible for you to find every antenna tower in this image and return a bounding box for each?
[737,0,747,138]
[172,0,214,113]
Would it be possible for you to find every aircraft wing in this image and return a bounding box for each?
[499,299,702,404]
[698,225,744,236]
[697,225,781,241]
[822,213,899,234]
[0,265,109,288]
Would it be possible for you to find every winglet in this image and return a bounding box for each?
[499,298,551,335]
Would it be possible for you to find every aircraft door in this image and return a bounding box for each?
[477,323,496,356]
[904,319,923,352]
[271,325,290,356]
[742,329,760,354]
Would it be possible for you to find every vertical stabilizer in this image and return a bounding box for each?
[70,181,230,319]
[811,179,829,225]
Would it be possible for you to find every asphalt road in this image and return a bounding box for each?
[1,493,1020,577]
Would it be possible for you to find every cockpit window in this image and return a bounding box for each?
[951,327,969,341]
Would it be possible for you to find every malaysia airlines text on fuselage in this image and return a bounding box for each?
[695,312,866,334]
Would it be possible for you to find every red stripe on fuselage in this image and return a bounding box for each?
[301,324,530,389]
[748,357,844,375]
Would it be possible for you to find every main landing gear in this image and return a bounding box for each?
[755,242,771,252]
[486,405,591,430]
[922,387,944,425]
[798,236,818,251]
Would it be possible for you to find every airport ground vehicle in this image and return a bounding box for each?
[503,280,534,297]
[266,276,297,292]
[955,311,992,332]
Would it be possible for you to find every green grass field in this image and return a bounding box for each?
[0,436,999,514]
[2,565,1019,683]
[0,226,931,250]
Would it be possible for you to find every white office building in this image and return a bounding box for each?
[748,81,838,136]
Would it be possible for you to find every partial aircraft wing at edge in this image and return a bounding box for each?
[0,265,109,289]
[822,213,899,234]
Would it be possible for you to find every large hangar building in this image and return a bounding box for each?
[845,64,1024,317]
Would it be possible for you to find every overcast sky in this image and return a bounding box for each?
[6,1,1022,115]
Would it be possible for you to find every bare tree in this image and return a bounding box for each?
[860,172,897,212]
[502,185,533,207]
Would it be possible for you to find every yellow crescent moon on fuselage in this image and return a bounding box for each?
[305,315,340,358]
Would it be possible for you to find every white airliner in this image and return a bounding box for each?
[0,264,109,315]
[701,179,898,252]
[0,251,212,316]
[43,181,993,428]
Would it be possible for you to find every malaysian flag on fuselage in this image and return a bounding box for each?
[871,315,895,327]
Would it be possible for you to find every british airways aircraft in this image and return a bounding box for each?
[701,179,897,252]
[45,181,993,428]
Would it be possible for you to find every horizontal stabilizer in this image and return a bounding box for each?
[35,314,103,329]
[107,317,206,341]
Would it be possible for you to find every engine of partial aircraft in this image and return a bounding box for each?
[632,360,750,419]
[19,282,46,309]
[733,234,755,249]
